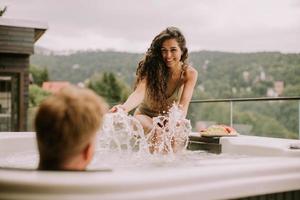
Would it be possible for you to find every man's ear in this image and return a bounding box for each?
[82,142,94,162]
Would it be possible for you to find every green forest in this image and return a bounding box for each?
[30,50,300,139]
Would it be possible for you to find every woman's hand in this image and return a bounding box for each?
[109,104,126,113]
[110,79,146,114]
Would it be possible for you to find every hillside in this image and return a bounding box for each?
[31,50,300,98]
[30,50,300,138]
[31,50,142,86]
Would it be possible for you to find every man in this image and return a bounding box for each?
[35,86,107,170]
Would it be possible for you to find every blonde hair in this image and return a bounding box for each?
[35,86,107,169]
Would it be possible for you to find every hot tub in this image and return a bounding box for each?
[0,132,300,200]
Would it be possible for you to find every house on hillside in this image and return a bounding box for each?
[42,81,70,94]
[0,18,47,131]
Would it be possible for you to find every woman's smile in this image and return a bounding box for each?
[161,38,182,68]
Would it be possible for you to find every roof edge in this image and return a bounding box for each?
[0,17,48,30]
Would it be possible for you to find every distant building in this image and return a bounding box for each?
[197,84,205,92]
[0,18,47,131]
[259,66,266,81]
[202,60,209,71]
[42,81,70,94]
[267,81,285,97]
[274,81,284,96]
[242,71,250,82]
[72,64,80,69]
[267,88,277,97]
[260,71,266,81]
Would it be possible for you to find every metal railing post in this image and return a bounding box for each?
[299,100,300,139]
[230,101,233,127]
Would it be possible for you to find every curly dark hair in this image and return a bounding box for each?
[135,27,189,110]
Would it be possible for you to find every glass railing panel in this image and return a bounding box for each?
[188,102,230,132]
[232,100,299,139]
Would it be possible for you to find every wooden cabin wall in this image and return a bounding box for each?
[0,26,34,54]
[0,53,29,131]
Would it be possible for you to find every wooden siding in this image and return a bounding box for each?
[0,53,29,68]
[0,26,34,55]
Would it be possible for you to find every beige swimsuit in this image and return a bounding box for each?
[136,66,186,118]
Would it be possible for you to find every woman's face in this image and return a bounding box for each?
[161,38,182,69]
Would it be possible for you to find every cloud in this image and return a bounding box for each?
[2,0,300,52]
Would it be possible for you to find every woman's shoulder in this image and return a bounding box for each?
[183,65,198,80]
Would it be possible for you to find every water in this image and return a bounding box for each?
[0,148,250,171]
[100,103,191,155]
[0,104,251,170]
[147,104,192,154]
[100,108,149,154]
[89,104,244,171]
[0,150,38,169]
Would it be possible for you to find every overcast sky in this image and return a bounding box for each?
[2,0,300,53]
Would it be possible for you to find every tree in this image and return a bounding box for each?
[283,84,300,96]
[29,84,51,107]
[88,72,130,105]
[29,65,49,86]
[27,84,51,131]
[0,6,7,17]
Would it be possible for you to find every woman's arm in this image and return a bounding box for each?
[179,66,198,117]
[119,79,146,113]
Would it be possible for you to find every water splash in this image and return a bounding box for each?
[99,104,191,155]
[147,104,192,154]
[100,108,149,154]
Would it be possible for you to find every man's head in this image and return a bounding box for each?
[35,86,107,170]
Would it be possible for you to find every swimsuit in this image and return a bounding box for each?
[136,66,186,118]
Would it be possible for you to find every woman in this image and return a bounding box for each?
[112,27,198,135]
